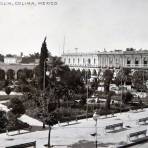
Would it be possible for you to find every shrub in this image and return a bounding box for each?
[5,86,11,95]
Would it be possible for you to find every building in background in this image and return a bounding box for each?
[4,55,22,64]
[61,48,148,75]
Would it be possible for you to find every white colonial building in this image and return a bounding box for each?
[4,55,22,64]
[61,48,148,75]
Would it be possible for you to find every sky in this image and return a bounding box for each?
[0,0,148,56]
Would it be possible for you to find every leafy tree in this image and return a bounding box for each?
[61,69,85,93]
[115,68,131,85]
[90,78,98,90]
[0,54,4,62]
[8,98,25,117]
[21,52,40,63]
[103,69,113,93]
[105,91,115,110]
[122,91,133,104]
[0,69,5,80]
[132,70,148,91]
[92,69,97,76]
[7,98,25,132]
[6,54,14,57]
[87,69,91,79]
[0,111,8,131]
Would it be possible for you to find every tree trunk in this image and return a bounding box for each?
[48,126,51,147]
[105,93,111,110]
[42,121,45,129]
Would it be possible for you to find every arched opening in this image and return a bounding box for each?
[81,69,86,82]
[83,58,85,64]
[94,58,96,65]
[78,58,79,64]
[0,69,5,80]
[73,58,75,64]
[68,58,70,64]
[135,58,139,66]
[17,68,34,80]
[17,69,24,80]
[88,59,91,65]
[34,65,39,78]
[92,69,97,76]
[87,69,91,79]
[127,58,131,66]
[7,69,15,80]
[143,57,147,66]
[23,68,34,79]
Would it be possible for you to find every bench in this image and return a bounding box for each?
[137,117,148,125]
[105,122,123,132]
[6,141,36,148]
[128,130,147,142]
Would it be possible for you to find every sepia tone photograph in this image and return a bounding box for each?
[0,0,148,147]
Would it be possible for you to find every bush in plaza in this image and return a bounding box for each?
[122,91,133,104]
[8,98,25,116]
[5,86,11,95]
[0,110,8,132]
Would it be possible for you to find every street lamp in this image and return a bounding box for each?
[93,112,99,148]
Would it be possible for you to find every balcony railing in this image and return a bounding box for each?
[67,63,148,69]
[124,64,148,68]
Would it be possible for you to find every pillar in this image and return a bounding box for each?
[14,72,17,80]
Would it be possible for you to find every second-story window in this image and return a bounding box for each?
[73,58,75,64]
[88,58,91,65]
[83,58,85,64]
[94,58,96,65]
[78,58,79,64]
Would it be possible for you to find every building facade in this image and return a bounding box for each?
[4,55,22,64]
[61,48,148,75]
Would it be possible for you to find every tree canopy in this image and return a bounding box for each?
[103,69,113,93]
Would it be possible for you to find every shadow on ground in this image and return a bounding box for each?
[7,125,48,136]
[70,140,116,148]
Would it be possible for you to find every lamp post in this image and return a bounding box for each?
[93,112,99,148]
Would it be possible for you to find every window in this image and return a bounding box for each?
[68,58,70,64]
[88,58,91,65]
[78,58,79,64]
[135,58,139,66]
[83,58,85,64]
[109,57,113,64]
[144,58,147,66]
[127,58,131,66]
[94,58,96,65]
[73,58,75,64]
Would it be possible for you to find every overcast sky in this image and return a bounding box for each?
[0,0,148,56]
